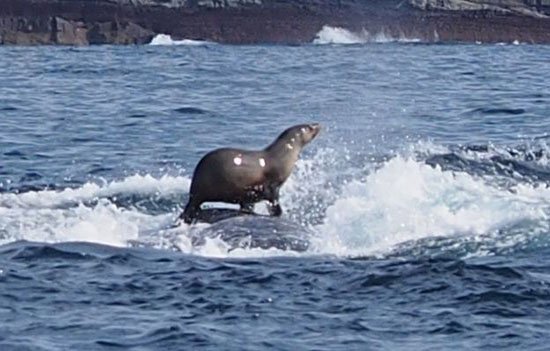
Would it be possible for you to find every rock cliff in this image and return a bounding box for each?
[1,0,549,44]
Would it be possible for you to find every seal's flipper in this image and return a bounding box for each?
[267,202,282,216]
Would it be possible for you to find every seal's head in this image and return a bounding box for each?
[278,123,321,150]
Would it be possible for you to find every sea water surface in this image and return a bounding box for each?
[1,36,550,350]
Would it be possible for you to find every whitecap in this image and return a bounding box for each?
[313,26,421,45]
[311,155,550,257]
[149,34,212,46]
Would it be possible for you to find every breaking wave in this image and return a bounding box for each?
[149,34,212,46]
[1,143,549,259]
[313,26,422,44]
[0,175,190,247]
[314,154,550,257]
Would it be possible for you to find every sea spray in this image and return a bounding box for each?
[313,155,549,256]
[149,34,212,46]
[0,174,190,247]
[313,26,421,44]
[2,146,549,258]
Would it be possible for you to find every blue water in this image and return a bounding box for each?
[1,42,550,350]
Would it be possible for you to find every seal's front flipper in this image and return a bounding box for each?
[267,201,282,217]
[181,201,201,224]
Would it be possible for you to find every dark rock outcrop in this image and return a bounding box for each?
[0,0,549,45]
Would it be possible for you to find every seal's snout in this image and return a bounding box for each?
[310,123,321,137]
[298,123,321,145]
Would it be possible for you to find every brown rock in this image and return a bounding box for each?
[87,21,155,44]
[53,17,87,45]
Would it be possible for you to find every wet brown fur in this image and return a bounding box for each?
[181,123,320,224]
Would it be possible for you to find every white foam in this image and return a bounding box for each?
[313,26,421,45]
[2,148,549,259]
[278,147,363,230]
[496,41,524,46]
[0,174,190,209]
[312,156,550,257]
[313,26,365,45]
[0,174,190,247]
[149,34,211,46]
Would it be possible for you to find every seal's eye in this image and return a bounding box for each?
[301,127,307,133]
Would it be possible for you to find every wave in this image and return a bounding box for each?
[0,174,190,247]
[1,144,549,258]
[149,34,212,46]
[312,155,550,257]
[0,174,190,209]
[313,26,422,45]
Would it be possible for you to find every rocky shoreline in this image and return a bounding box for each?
[1,0,549,45]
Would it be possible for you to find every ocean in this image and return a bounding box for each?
[1,31,550,349]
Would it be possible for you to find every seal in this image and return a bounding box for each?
[180,123,321,224]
